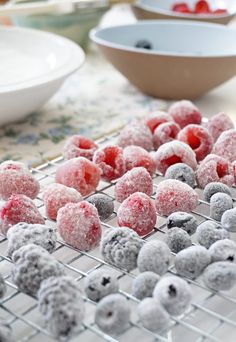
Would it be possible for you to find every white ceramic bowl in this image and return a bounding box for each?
[133,0,236,24]
[91,20,236,99]
[0,26,85,126]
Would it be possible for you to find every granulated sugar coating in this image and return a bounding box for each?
[177,124,213,161]
[93,145,126,182]
[203,182,231,203]
[87,194,114,221]
[168,100,202,128]
[0,160,39,200]
[205,112,234,142]
[154,141,197,174]
[210,193,233,221]
[165,163,196,188]
[117,120,153,151]
[42,183,82,220]
[209,239,236,263]
[57,201,101,251]
[221,208,236,232]
[155,179,198,216]
[0,194,44,235]
[144,111,173,134]
[123,145,156,176]
[196,220,229,249]
[203,261,236,291]
[196,154,234,189]
[55,157,101,196]
[115,167,153,203]
[213,129,236,162]
[100,227,144,271]
[63,135,98,161]
[117,192,156,236]
[153,121,180,150]
[232,161,236,184]
[132,271,160,300]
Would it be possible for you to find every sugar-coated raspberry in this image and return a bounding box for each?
[117,192,156,236]
[137,240,171,275]
[167,212,197,235]
[137,298,170,333]
[165,163,196,188]
[38,276,84,339]
[213,129,236,162]
[55,157,101,196]
[95,294,130,335]
[144,111,173,134]
[123,145,156,176]
[153,121,180,150]
[93,145,125,182]
[12,244,65,296]
[232,160,236,185]
[7,222,57,257]
[203,261,236,291]
[0,274,6,299]
[165,227,192,253]
[42,183,82,220]
[203,182,231,203]
[0,160,39,200]
[210,193,233,221]
[196,220,229,249]
[100,227,144,271]
[117,120,153,151]
[0,194,44,235]
[209,239,236,263]
[168,100,202,128]
[63,135,98,160]
[115,167,153,203]
[132,271,160,300]
[155,179,198,216]
[0,320,14,342]
[221,208,236,232]
[175,245,211,279]
[205,112,234,142]
[196,154,234,188]
[177,124,213,161]
[153,276,192,316]
[154,141,197,174]
[87,194,114,220]
[57,201,101,251]
[84,269,119,302]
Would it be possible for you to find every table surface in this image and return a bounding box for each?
[1,4,236,166]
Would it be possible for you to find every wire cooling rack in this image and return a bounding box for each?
[0,130,236,342]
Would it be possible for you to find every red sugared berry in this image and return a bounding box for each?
[154,141,197,174]
[155,179,198,216]
[153,122,180,150]
[42,183,82,220]
[0,161,39,201]
[205,112,234,142]
[63,135,98,161]
[57,201,101,251]
[194,0,210,13]
[172,2,191,13]
[55,157,101,196]
[115,167,153,203]
[123,145,156,176]
[213,129,236,162]
[118,120,153,151]
[196,154,234,188]
[232,161,236,185]
[177,124,213,161]
[168,100,202,128]
[117,192,156,236]
[144,111,173,134]
[0,194,44,235]
[93,145,126,182]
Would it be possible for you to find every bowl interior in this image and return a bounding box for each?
[135,0,236,17]
[92,21,236,57]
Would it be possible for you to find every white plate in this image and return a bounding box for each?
[0,26,85,126]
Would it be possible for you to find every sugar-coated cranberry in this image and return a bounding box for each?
[63,135,98,160]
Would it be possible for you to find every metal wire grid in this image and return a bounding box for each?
[0,131,236,342]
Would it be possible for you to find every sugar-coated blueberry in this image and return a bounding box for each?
[165,163,196,188]
[137,240,171,275]
[210,193,233,221]
[175,245,211,279]
[153,275,192,316]
[196,220,229,249]
[221,208,236,232]
[203,261,236,291]
[132,271,160,300]
[84,269,119,302]
[166,212,197,235]
[203,182,231,203]
[209,239,236,263]
[87,194,114,220]
[166,227,192,253]
[137,297,170,333]
[95,294,130,335]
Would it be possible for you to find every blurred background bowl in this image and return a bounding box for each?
[91,20,236,100]
[132,0,236,25]
[10,0,108,49]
